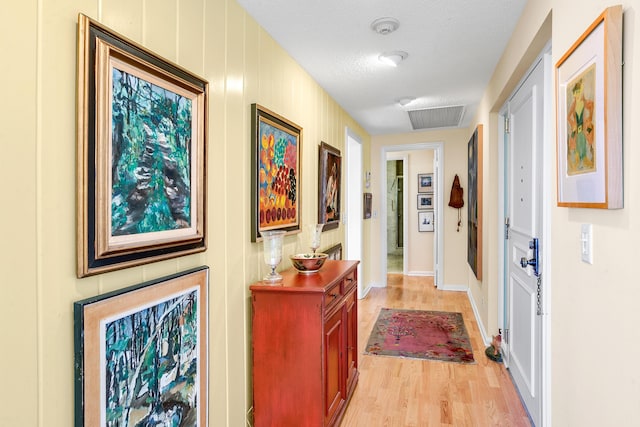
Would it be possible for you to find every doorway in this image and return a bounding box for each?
[386,157,406,274]
[499,46,552,427]
[379,143,443,288]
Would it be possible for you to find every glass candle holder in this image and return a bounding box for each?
[309,224,324,253]
[262,230,286,282]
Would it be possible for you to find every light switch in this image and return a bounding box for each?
[581,224,593,264]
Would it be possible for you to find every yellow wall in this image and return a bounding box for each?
[0,1,369,426]
[3,0,640,425]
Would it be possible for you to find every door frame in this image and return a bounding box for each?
[345,127,364,298]
[379,142,443,288]
[497,44,552,426]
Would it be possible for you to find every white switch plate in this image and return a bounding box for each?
[581,224,593,264]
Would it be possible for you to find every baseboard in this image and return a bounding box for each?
[466,288,490,346]
[438,283,467,292]
[407,271,434,277]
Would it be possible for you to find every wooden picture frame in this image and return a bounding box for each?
[418,211,434,232]
[555,6,623,209]
[74,266,209,427]
[323,243,343,260]
[318,141,342,231]
[251,104,302,242]
[468,125,483,280]
[76,14,208,277]
[417,193,434,210]
[418,173,433,193]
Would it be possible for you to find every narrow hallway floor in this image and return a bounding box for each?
[341,274,531,427]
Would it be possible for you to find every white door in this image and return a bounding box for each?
[505,57,544,426]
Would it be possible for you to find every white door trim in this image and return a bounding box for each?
[345,127,365,298]
[380,142,444,288]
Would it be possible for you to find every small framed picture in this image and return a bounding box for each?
[418,211,434,232]
[363,192,372,219]
[417,193,434,210]
[418,173,433,193]
[323,243,343,260]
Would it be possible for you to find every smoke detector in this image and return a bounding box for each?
[371,17,400,35]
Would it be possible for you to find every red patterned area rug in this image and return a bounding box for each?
[364,308,475,364]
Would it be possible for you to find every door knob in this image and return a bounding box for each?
[519,238,540,276]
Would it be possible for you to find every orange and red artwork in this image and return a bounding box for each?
[258,117,299,232]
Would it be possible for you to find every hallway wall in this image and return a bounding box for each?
[0,1,370,426]
[474,0,640,425]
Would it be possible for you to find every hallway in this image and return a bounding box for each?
[341,275,531,426]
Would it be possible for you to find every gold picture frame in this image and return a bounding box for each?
[555,6,623,208]
[250,104,302,242]
[76,14,208,277]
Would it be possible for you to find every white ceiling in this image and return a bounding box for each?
[236,0,528,135]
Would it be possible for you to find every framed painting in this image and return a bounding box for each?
[251,104,302,242]
[418,211,434,232]
[417,193,434,210]
[418,173,433,193]
[76,14,208,277]
[555,6,623,208]
[468,125,483,280]
[323,243,343,260]
[318,142,342,231]
[74,266,209,427]
[363,193,372,219]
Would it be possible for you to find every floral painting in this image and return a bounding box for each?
[251,104,302,241]
[565,64,596,176]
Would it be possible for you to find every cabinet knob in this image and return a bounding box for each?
[329,293,338,298]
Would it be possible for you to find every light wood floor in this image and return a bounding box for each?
[340,274,531,427]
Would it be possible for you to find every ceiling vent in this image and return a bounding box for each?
[408,105,465,130]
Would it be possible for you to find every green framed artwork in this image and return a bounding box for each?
[76,14,208,277]
[74,267,209,426]
[467,125,482,280]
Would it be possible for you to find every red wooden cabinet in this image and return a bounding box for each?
[250,260,360,427]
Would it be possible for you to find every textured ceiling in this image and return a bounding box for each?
[236,0,527,135]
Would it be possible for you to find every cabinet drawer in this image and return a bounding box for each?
[341,270,357,293]
[324,281,342,311]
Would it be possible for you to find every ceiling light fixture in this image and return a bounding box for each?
[397,97,416,107]
[370,17,400,35]
[379,51,408,67]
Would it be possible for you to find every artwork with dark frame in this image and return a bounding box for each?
[555,5,623,209]
[76,14,208,277]
[363,192,372,219]
[318,141,342,231]
[74,266,209,426]
[323,243,343,260]
[251,104,302,242]
[418,173,433,193]
[417,193,434,210]
[468,125,483,280]
[418,211,434,232]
